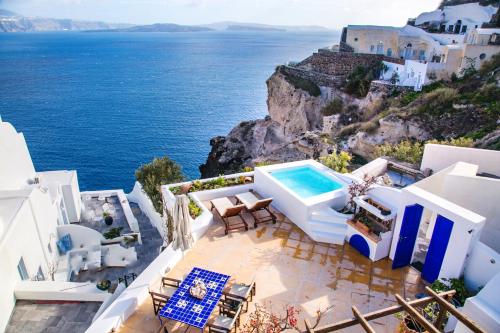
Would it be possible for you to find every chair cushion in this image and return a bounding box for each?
[229,283,251,299]
[212,314,235,330]
[235,192,259,208]
[57,234,73,254]
[211,197,234,216]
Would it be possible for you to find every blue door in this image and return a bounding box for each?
[422,215,454,283]
[392,204,423,269]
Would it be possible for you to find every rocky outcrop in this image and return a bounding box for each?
[347,115,431,158]
[200,67,401,177]
[266,71,326,136]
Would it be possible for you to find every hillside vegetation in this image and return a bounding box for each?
[350,54,500,155]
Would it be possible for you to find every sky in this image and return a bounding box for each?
[1,0,443,28]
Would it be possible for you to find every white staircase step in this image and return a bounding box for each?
[311,230,346,245]
[309,219,347,234]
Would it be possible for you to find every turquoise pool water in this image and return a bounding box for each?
[270,166,343,199]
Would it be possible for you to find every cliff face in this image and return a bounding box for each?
[201,50,499,177]
[200,70,338,177]
[266,71,326,136]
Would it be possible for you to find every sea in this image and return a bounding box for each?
[0,31,339,191]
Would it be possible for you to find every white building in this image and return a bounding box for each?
[380,59,428,91]
[0,117,138,331]
[414,2,498,34]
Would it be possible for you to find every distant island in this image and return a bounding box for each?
[0,9,131,32]
[226,25,285,32]
[91,23,212,33]
[0,10,331,33]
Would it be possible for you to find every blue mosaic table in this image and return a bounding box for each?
[159,267,230,330]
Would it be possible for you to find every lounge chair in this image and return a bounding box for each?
[208,299,243,333]
[235,192,276,228]
[210,198,248,235]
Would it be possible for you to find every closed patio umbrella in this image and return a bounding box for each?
[172,195,194,251]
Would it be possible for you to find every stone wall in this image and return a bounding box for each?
[297,49,404,77]
[279,65,343,88]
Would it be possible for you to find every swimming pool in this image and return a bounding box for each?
[270,166,344,199]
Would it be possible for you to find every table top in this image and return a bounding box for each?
[159,267,230,329]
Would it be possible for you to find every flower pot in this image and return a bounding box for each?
[96,280,111,291]
[398,315,426,333]
[381,209,391,216]
[104,215,113,226]
[355,221,370,235]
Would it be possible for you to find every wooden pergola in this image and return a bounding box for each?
[305,287,486,333]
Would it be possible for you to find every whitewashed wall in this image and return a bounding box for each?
[0,121,36,190]
[0,189,59,332]
[421,144,500,175]
[127,182,165,240]
[464,242,500,292]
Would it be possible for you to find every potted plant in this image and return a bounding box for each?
[354,214,371,235]
[96,279,111,291]
[103,211,113,226]
[395,312,426,333]
[381,208,392,216]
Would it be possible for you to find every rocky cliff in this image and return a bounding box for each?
[200,51,500,177]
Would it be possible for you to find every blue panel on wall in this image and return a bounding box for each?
[349,234,370,258]
[422,215,454,283]
[393,204,424,269]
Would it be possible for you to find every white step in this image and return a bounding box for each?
[311,230,346,245]
[309,219,347,234]
[310,208,352,222]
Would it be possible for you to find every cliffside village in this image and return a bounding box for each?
[336,2,499,90]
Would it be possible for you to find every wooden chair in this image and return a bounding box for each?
[149,291,170,316]
[160,276,181,297]
[210,197,248,235]
[235,192,276,228]
[223,278,256,313]
[208,299,243,333]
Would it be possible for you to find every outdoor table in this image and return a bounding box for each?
[159,267,230,332]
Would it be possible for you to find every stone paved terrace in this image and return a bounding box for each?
[80,194,132,234]
[5,300,101,333]
[117,198,425,333]
[73,203,163,283]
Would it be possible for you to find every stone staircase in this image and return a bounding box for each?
[308,207,352,245]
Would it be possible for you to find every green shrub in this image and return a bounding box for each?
[321,98,344,116]
[344,61,385,98]
[319,151,352,173]
[479,53,500,76]
[374,137,474,165]
[416,88,458,114]
[374,140,424,165]
[430,277,475,307]
[278,66,321,97]
[400,91,420,106]
[135,157,185,215]
[422,81,444,93]
[103,227,123,240]
[427,137,474,148]
[188,199,202,219]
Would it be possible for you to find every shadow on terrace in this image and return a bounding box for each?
[117,196,425,333]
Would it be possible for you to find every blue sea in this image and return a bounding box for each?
[0,31,338,191]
